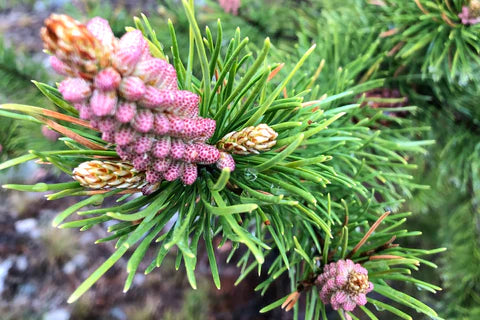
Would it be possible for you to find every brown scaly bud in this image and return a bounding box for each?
[217,124,278,155]
[41,14,109,79]
[72,160,146,189]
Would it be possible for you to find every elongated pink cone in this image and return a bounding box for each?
[170,139,186,160]
[216,152,235,171]
[153,157,171,172]
[134,135,153,154]
[113,30,146,75]
[90,89,117,116]
[163,161,183,181]
[115,127,136,146]
[183,143,198,163]
[94,67,121,90]
[195,143,220,164]
[133,58,170,83]
[316,259,373,312]
[119,76,146,101]
[133,154,149,171]
[153,113,170,135]
[146,169,162,184]
[133,109,154,133]
[152,62,178,90]
[181,163,197,185]
[50,56,73,76]
[86,17,116,53]
[59,78,91,102]
[115,101,137,123]
[152,137,171,158]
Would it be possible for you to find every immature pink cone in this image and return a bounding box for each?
[316,259,373,312]
[113,30,146,75]
[58,78,91,102]
[216,152,235,172]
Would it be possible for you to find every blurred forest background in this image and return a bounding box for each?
[0,0,479,319]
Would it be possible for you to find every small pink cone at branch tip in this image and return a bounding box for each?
[316,259,373,312]
[119,76,146,101]
[58,78,91,102]
[94,67,121,91]
[216,152,235,172]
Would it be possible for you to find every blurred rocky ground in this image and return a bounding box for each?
[0,164,292,320]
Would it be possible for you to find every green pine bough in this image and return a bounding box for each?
[0,2,443,319]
